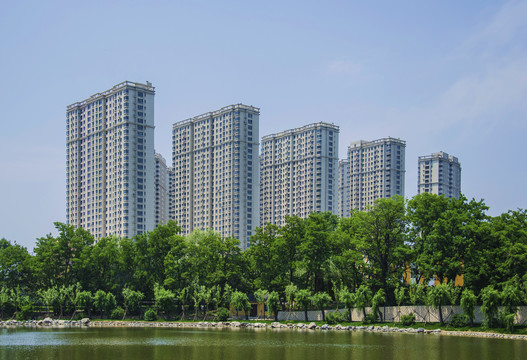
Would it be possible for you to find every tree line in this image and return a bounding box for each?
[1,193,526,326]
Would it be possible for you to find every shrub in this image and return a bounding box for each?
[325,311,344,325]
[144,308,157,321]
[216,307,230,321]
[400,313,416,326]
[16,304,33,321]
[449,314,469,328]
[362,313,377,324]
[110,307,125,320]
[498,309,515,333]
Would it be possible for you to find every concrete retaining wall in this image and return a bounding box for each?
[277,306,527,324]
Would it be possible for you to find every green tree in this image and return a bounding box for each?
[231,291,250,319]
[311,292,332,322]
[339,287,355,322]
[122,288,144,319]
[480,286,500,327]
[394,285,405,322]
[299,213,338,292]
[38,287,58,317]
[371,289,386,322]
[93,290,108,318]
[154,283,175,319]
[460,289,477,326]
[267,291,280,321]
[254,289,268,319]
[76,290,93,318]
[295,289,312,322]
[354,285,372,320]
[427,284,450,325]
[353,196,408,298]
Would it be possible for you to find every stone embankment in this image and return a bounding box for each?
[1,318,527,340]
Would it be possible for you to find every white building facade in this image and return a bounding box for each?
[172,104,259,249]
[155,152,169,225]
[344,137,406,212]
[260,122,339,227]
[66,81,155,239]
[337,159,350,218]
[418,152,461,198]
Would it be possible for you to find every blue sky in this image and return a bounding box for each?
[1,0,526,250]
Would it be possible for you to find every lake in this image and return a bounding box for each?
[1,326,526,360]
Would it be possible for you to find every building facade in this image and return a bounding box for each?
[168,166,175,222]
[260,122,339,227]
[343,137,406,212]
[172,104,259,249]
[154,152,169,225]
[418,151,461,198]
[66,81,155,239]
[337,159,350,218]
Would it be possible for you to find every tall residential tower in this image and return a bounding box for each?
[341,137,406,213]
[66,81,155,239]
[172,104,259,249]
[418,152,461,198]
[260,122,339,227]
[154,152,169,225]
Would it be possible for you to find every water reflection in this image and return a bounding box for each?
[1,327,526,360]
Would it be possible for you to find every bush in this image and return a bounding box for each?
[144,308,157,321]
[325,311,344,325]
[362,313,377,324]
[216,307,230,321]
[449,314,469,328]
[400,313,416,326]
[16,304,33,321]
[110,307,125,320]
[498,309,515,332]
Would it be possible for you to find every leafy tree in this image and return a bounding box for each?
[295,289,312,322]
[371,289,386,322]
[311,292,332,322]
[76,290,93,318]
[267,291,280,321]
[33,223,94,289]
[284,284,297,312]
[298,213,338,292]
[409,283,426,306]
[154,283,175,319]
[460,289,477,326]
[394,285,405,322]
[480,286,500,327]
[339,287,355,322]
[427,284,450,325]
[354,285,372,320]
[353,196,408,298]
[254,289,268,319]
[38,287,58,317]
[231,291,250,319]
[122,287,144,319]
[93,290,108,318]
[0,239,33,291]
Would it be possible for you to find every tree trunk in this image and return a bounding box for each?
[438,303,444,325]
[348,307,352,322]
[304,309,308,322]
[321,309,325,322]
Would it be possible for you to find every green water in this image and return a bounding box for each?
[1,327,526,360]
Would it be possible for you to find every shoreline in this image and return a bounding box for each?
[2,318,527,341]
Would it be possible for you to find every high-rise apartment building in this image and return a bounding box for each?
[66,81,155,239]
[168,166,175,222]
[418,151,461,198]
[342,137,405,212]
[260,122,339,227]
[172,104,259,249]
[337,159,350,218]
[154,152,169,225]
